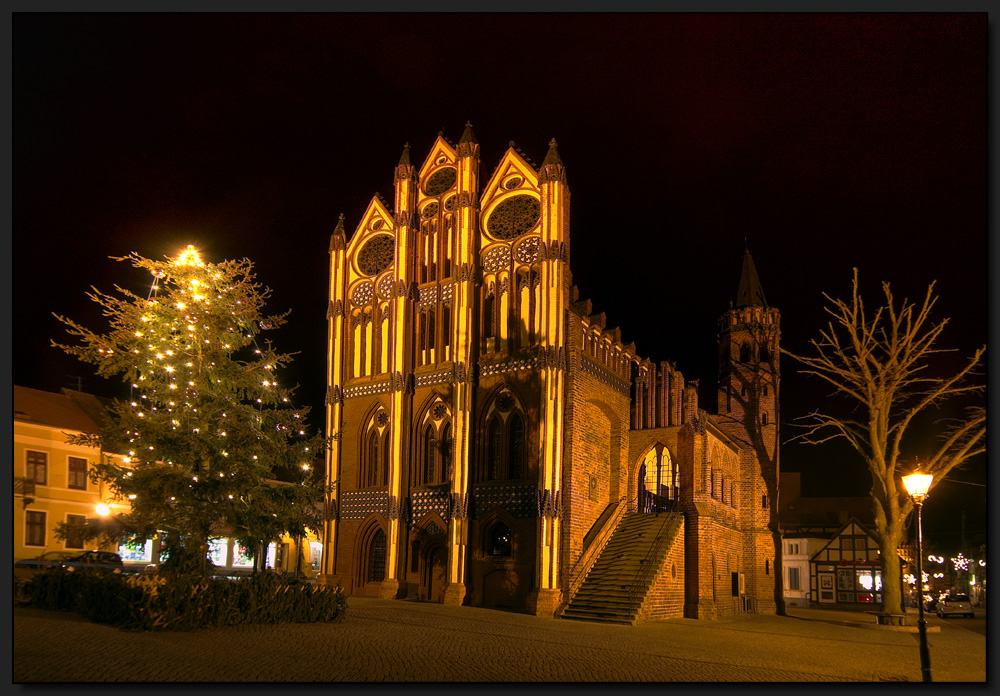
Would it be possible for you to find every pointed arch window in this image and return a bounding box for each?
[487,417,503,481]
[508,415,524,480]
[759,344,770,362]
[365,429,380,488]
[441,423,453,481]
[739,342,751,363]
[486,521,512,557]
[424,425,436,483]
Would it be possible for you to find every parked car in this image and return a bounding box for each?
[922,595,938,612]
[59,550,124,574]
[936,593,974,618]
[14,551,75,578]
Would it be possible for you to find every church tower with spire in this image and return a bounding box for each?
[716,248,781,613]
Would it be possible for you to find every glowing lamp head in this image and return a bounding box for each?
[95,503,111,516]
[903,471,933,501]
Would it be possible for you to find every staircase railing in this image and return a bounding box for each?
[625,512,679,618]
[564,497,627,604]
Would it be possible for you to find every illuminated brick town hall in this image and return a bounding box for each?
[317,124,780,622]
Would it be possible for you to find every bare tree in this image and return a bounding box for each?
[784,269,985,613]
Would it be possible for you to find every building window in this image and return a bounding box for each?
[64,514,87,549]
[508,414,524,480]
[68,456,88,490]
[762,494,768,509]
[788,566,800,591]
[787,542,799,555]
[26,450,47,485]
[761,412,768,426]
[424,425,436,483]
[25,510,46,547]
[441,423,452,481]
[365,429,380,488]
[486,521,512,557]
[765,559,769,575]
[487,417,503,480]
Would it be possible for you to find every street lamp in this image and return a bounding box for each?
[903,469,933,683]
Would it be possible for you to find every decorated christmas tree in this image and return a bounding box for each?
[54,246,326,574]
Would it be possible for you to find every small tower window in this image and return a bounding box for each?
[761,412,768,426]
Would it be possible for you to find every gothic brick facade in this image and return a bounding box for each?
[318,126,780,620]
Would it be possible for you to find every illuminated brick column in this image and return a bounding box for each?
[529,139,570,617]
[380,146,418,599]
[319,215,348,585]
[442,124,480,606]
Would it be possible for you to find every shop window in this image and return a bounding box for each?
[309,541,323,574]
[26,451,47,485]
[25,510,46,546]
[64,514,87,549]
[208,539,229,566]
[68,456,88,490]
[119,539,153,563]
[232,543,254,568]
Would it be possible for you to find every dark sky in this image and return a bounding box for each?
[13,13,989,552]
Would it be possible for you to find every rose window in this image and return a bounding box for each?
[425,167,457,196]
[485,195,540,240]
[357,234,395,276]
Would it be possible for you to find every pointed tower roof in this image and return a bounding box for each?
[459,121,477,144]
[398,142,411,167]
[330,213,347,253]
[734,248,767,307]
[541,138,562,167]
[539,137,566,184]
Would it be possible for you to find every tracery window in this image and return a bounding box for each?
[361,409,389,488]
[480,391,526,482]
[413,399,452,486]
[641,446,676,500]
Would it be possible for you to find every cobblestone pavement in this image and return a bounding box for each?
[13,598,986,682]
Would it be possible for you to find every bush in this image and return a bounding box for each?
[16,568,347,631]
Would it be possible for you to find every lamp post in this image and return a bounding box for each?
[903,469,933,683]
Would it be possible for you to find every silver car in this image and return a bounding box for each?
[935,593,974,618]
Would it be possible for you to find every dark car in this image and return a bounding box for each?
[14,551,75,578]
[60,550,124,573]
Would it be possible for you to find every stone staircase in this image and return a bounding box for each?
[561,512,682,625]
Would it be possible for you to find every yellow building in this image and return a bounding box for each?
[14,385,324,578]
[13,386,120,562]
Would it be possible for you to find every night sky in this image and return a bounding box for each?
[13,14,988,553]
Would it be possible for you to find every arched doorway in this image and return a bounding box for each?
[425,545,447,603]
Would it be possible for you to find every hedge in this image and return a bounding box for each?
[14,568,347,631]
